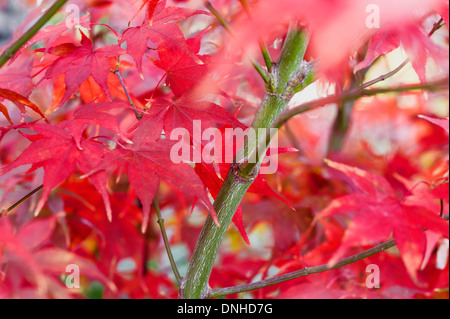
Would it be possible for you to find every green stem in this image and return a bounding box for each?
[181,24,311,299]
[0,0,68,68]
[153,196,182,284]
[258,38,273,72]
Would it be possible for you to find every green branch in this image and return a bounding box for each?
[0,0,68,69]
[153,196,182,284]
[181,24,311,299]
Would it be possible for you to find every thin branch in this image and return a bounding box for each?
[112,69,143,120]
[275,79,449,128]
[239,79,449,176]
[0,184,43,217]
[0,0,68,68]
[210,239,396,297]
[205,1,270,84]
[428,18,445,37]
[115,63,180,284]
[153,196,182,285]
[211,213,450,297]
[355,18,445,92]
[205,1,233,34]
[355,59,410,92]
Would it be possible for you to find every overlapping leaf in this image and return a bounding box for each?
[0,88,46,121]
[120,0,206,75]
[41,31,124,109]
[137,94,243,141]
[195,125,295,245]
[85,124,218,233]
[0,215,115,298]
[320,160,449,282]
[0,123,111,220]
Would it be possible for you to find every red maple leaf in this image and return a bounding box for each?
[195,125,295,245]
[41,31,124,109]
[11,14,91,63]
[119,0,206,75]
[0,215,115,298]
[151,27,213,97]
[418,114,450,134]
[0,88,46,121]
[136,94,243,141]
[319,160,449,282]
[355,23,449,82]
[85,126,218,233]
[152,44,209,98]
[0,122,111,220]
[70,100,134,145]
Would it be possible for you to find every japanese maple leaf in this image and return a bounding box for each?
[0,215,115,298]
[152,45,208,98]
[69,100,134,145]
[41,31,124,109]
[0,88,46,121]
[355,23,449,82]
[195,125,295,245]
[11,14,91,63]
[119,0,206,75]
[0,123,111,220]
[136,94,243,141]
[85,128,218,233]
[0,57,34,97]
[319,160,449,282]
[151,28,212,97]
[418,114,449,134]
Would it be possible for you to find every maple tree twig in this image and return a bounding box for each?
[153,196,182,284]
[209,239,397,297]
[211,213,450,297]
[275,79,449,128]
[204,1,270,84]
[182,24,310,299]
[0,184,43,217]
[356,18,445,92]
[114,67,179,282]
[0,0,68,69]
[112,69,144,120]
